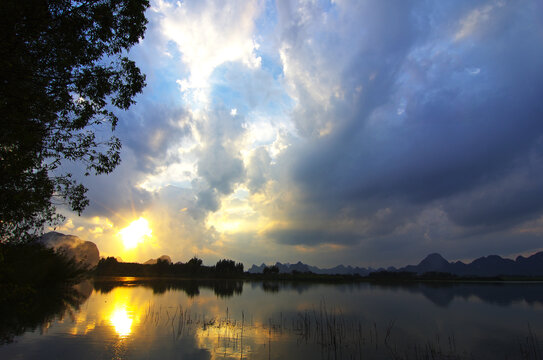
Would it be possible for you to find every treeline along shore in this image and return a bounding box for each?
[94,256,543,282]
[94,256,366,280]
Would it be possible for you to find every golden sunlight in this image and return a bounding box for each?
[110,306,133,337]
[103,288,143,339]
[205,188,265,234]
[119,217,152,249]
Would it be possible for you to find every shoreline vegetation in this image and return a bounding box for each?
[93,256,543,283]
[2,242,543,314]
[0,242,90,344]
[2,243,543,298]
[0,242,89,294]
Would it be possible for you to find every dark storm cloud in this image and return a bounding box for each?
[266,228,360,246]
[247,147,271,193]
[192,106,246,217]
[286,0,543,236]
[195,188,220,214]
[233,0,543,266]
[118,100,191,173]
[197,143,245,195]
[443,155,543,229]
[276,0,421,138]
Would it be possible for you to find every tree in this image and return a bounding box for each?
[215,259,244,273]
[187,257,203,268]
[186,257,203,274]
[0,0,150,243]
[263,265,279,275]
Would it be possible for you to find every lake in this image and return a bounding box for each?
[1,278,542,359]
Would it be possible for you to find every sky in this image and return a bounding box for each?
[55,0,543,268]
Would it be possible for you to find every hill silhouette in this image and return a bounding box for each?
[248,251,543,277]
[400,252,543,277]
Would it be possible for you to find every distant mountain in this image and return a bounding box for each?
[143,255,172,265]
[399,252,543,277]
[247,263,265,273]
[403,253,450,274]
[516,252,543,274]
[40,231,99,269]
[248,251,543,277]
[247,261,378,276]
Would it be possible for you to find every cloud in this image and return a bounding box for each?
[266,228,359,246]
[155,0,263,103]
[255,0,543,260]
[247,147,271,192]
[189,106,247,219]
[194,188,220,215]
[118,100,192,173]
[197,143,245,195]
[454,1,507,41]
[60,0,543,267]
[276,0,419,138]
[443,153,543,229]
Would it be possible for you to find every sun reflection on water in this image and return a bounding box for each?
[194,316,284,359]
[103,287,144,339]
[110,306,133,338]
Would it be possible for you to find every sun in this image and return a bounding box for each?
[119,217,152,249]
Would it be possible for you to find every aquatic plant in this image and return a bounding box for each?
[133,301,541,360]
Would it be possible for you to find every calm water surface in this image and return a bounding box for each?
[1,279,543,359]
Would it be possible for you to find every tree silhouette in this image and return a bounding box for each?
[187,257,203,267]
[186,256,202,271]
[215,259,244,273]
[0,0,150,243]
[263,265,279,275]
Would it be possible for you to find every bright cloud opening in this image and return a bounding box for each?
[119,217,153,250]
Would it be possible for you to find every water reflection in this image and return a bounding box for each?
[94,277,244,298]
[194,314,285,359]
[254,280,543,308]
[369,281,543,307]
[2,279,543,359]
[110,306,133,337]
[0,280,91,344]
